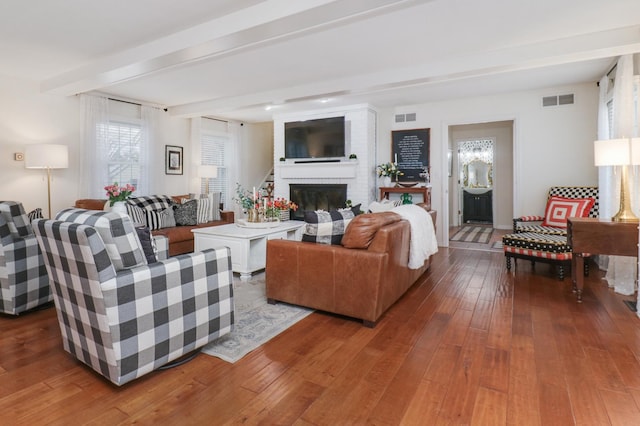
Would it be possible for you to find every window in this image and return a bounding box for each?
[201,132,230,208]
[104,120,141,187]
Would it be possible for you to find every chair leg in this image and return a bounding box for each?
[557,265,565,280]
[506,256,512,270]
[584,261,589,277]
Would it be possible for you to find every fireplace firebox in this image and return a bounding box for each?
[289,184,348,220]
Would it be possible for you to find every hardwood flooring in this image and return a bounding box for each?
[2,247,640,425]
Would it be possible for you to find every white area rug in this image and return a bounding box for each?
[202,273,313,363]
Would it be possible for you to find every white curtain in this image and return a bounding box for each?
[140,105,161,195]
[598,54,640,296]
[79,94,110,198]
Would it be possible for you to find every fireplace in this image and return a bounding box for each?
[289,184,348,220]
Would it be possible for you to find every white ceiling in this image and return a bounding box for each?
[1,0,639,122]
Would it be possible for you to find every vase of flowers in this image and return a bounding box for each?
[377,162,403,187]
[104,183,135,215]
[271,197,298,221]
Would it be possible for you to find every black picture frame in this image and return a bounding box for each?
[392,128,430,181]
[165,145,183,175]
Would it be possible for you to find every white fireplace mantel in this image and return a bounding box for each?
[279,161,358,179]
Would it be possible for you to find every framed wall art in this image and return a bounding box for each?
[165,145,183,175]
[391,128,430,181]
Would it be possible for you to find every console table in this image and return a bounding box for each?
[380,186,431,209]
[567,217,638,302]
[193,221,304,280]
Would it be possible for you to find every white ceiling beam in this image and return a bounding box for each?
[40,0,432,96]
[168,25,640,117]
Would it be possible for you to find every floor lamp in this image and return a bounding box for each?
[198,165,218,194]
[594,137,640,222]
[25,144,69,219]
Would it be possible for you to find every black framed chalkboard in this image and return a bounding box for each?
[392,128,430,181]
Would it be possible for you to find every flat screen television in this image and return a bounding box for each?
[284,116,345,160]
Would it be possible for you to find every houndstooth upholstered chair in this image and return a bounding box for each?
[33,208,234,386]
[0,201,51,315]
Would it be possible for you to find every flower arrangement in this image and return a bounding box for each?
[104,182,135,206]
[271,197,298,211]
[377,162,403,178]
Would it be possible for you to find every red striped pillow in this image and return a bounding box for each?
[541,196,595,228]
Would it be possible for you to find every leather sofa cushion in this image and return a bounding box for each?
[341,212,402,249]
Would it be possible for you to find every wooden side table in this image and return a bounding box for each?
[379,186,431,210]
[567,217,638,302]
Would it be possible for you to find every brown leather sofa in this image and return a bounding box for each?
[266,206,437,327]
[74,196,234,256]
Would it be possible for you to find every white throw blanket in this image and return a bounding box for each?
[392,204,439,269]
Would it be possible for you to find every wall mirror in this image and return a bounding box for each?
[458,139,494,188]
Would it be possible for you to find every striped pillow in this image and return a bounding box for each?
[145,208,176,231]
[126,204,146,226]
[196,198,211,224]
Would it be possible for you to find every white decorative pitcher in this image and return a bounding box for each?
[104,201,128,216]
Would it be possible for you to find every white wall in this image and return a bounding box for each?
[238,121,274,192]
[0,75,79,216]
[0,75,273,218]
[381,82,599,245]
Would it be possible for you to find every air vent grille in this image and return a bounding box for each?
[543,94,574,107]
[395,113,416,122]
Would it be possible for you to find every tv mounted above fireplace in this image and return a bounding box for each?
[284,116,346,160]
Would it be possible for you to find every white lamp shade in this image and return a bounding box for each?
[631,138,640,165]
[25,144,69,169]
[198,165,218,178]
[594,138,630,166]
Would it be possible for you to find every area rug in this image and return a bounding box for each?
[202,274,313,363]
[450,226,493,244]
[492,241,503,249]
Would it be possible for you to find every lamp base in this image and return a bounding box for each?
[612,209,639,222]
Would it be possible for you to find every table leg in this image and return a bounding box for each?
[239,272,252,281]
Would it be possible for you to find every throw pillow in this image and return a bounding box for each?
[302,209,355,245]
[27,208,43,223]
[145,208,177,231]
[134,225,157,264]
[125,204,146,226]
[341,212,402,249]
[127,195,174,212]
[367,199,400,213]
[541,196,595,228]
[55,208,147,271]
[189,192,222,221]
[195,198,211,224]
[174,199,198,226]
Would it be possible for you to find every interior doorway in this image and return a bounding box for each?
[458,139,494,225]
[448,121,514,245]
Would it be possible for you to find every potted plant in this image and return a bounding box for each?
[349,153,357,161]
[279,157,286,162]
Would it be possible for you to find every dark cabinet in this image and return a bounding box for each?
[463,190,493,223]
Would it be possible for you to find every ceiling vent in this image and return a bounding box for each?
[395,113,416,122]
[543,94,574,107]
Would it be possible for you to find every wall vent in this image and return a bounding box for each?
[395,114,405,123]
[543,94,574,107]
[558,94,574,105]
[405,113,416,122]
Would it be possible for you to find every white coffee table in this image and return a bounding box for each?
[192,221,304,280]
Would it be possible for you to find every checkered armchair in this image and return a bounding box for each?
[513,186,599,235]
[0,201,51,315]
[33,208,234,386]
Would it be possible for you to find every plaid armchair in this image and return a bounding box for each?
[0,201,51,315]
[33,208,234,386]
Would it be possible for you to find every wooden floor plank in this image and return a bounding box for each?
[2,247,640,425]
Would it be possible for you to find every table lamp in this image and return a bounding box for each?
[198,165,218,194]
[594,137,640,222]
[25,144,69,219]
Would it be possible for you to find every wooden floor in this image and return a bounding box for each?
[2,247,640,425]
